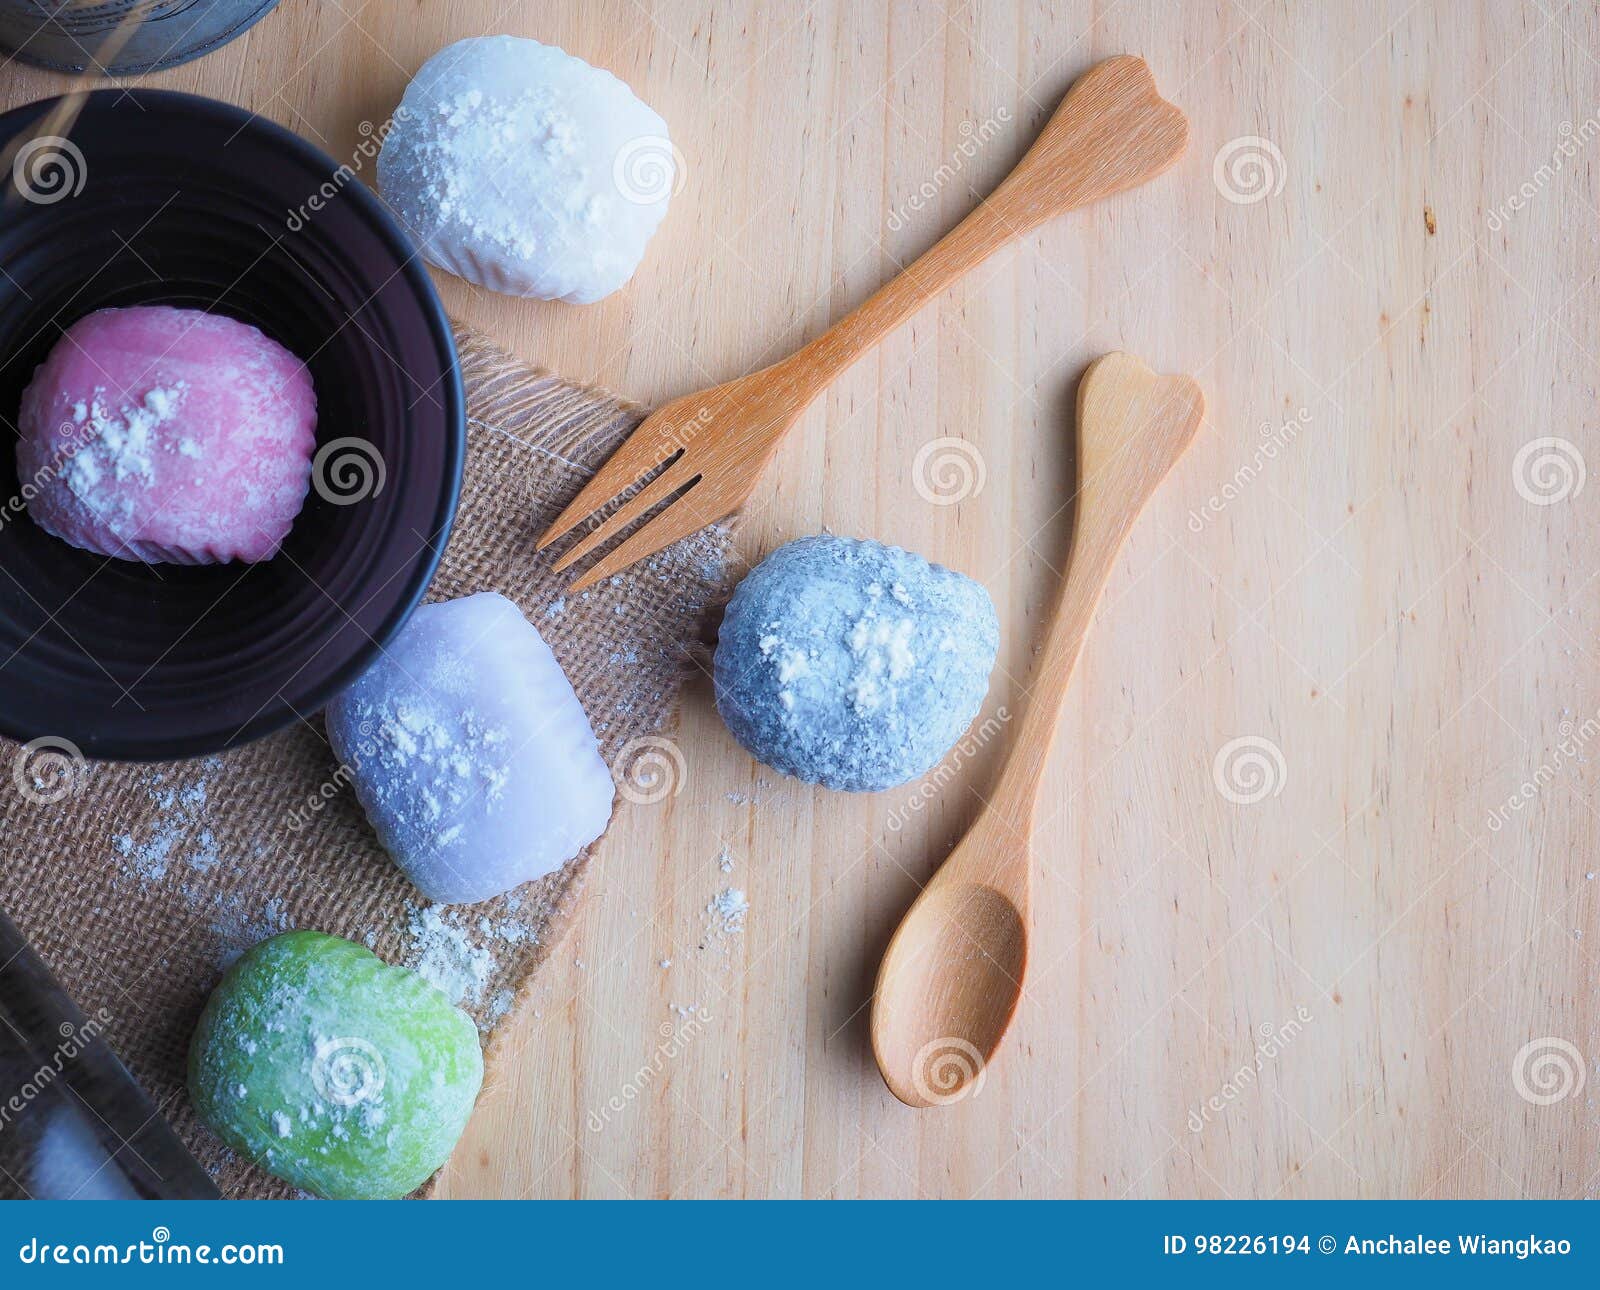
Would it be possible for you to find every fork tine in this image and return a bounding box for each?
[567,480,732,592]
[537,408,689,551]
[550,456,701,574]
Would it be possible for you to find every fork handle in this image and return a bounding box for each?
[785,55,1186,390]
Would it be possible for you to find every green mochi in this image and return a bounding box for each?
[188,930,483,1199]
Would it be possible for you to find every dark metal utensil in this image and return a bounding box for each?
[0,909,218,1199]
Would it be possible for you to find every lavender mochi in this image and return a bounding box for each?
[325,592,614,905]
[714,536,1000,792]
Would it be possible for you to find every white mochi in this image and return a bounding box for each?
[377,35,677,303]
[325,593,615,906]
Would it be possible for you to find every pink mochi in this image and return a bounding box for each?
[16,306,318,564]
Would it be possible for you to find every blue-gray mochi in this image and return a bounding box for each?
[713,535,1000,792]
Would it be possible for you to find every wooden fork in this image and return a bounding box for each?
[539,55,1189,589]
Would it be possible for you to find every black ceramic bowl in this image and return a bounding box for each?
[0,91,464,760]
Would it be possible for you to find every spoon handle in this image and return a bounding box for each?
[985,354,1204,837]
[781,56,1188,391]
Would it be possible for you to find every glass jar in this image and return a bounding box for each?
[0,0,282,76]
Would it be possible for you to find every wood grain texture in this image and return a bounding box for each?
[6,0,1599,1198]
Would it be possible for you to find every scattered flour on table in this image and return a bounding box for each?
[485,987,517,1025]
[724,777,773,807]
[113,762,226,882]
[200,894,292,969]
[706,887,748,937]
[108,762,296,967]
[403,902,536,1018]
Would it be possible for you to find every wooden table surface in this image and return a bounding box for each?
[8,0,1599,1199]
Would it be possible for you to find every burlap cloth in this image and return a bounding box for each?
[0,324,730,1198]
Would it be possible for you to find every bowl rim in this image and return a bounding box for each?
[0,87,466,762]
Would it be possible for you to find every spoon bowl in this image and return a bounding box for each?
[872,878,1028,1107]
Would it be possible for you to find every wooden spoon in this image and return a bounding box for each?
[539,55,1189,588]
[869,352,1204,1108]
